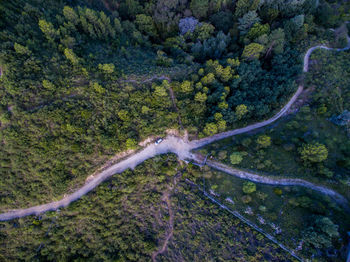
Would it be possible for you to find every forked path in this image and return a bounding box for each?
[1,34,349,221]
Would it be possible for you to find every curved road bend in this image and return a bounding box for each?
[1,34,350,221]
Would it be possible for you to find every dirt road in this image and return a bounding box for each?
[1,31,349,221]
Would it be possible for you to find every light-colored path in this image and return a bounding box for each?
[200,158,349,209]
[190,85,304,149]
[1,31,349,221]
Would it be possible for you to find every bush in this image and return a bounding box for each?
[230,152,243,165]
[273,188,282,196]
[242,181,256,194]
[241,43,264,60]
[256,135,271,148]
[299,143,328,163]
[241,138,252,147]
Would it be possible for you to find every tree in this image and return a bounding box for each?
[241,43,264,60]
[194,22,215,41]
[192,31,231,61]
[91,82,105,94]
[64,48,79,65]
[266,28,285,55]
[119,0,142,19]
[235,104,248,119]
[190,0,209,19]
[135,14,157,37]
[210,11,234,33]
[180,81,193,93]
[256,135,271,148]
[238,11,261,35]
[14,43,31,55]
[217,120,226,131]
[114,18,123,34]
[303,216,339,250]
[38,19,58,41]
[214,65,233,82]
[63,6,78,24]
[42,80,55,90]
[201,73,215,85]
[194,92,207,103]
[227,58,240,67]
[234,0,261,18]
[141,106,150,114]
[242,181,256,194]
[285,14,305,41]
[299,143,328,163]
[98,63,115,74]
[126,138,138,149]
[203,122,218,136]
[154,85,168,97]
[230,152,243,165]
[153,0,185,38]
[246,23,270,40]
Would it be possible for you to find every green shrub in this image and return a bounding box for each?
[242,181,256,194]
[273,188,282,196]
[256,135,271,148]
[230,152,243,165]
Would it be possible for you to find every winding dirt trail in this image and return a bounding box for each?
[151,193,174,262]
[152,173,180,261]
[1,32,349,221]
[198,157,349,209]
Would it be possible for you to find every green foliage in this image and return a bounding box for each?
[98,63,115,74]
[190,0,209,19]
[242,181,256,194]
[238,11,261,35]
[180,80,193,93]
[91,82,105,94]
[256,135,271,148]
[267,28,285,55]
[235,104,248,120]
[193,22,215,41]
[135,14,157,37]
[234,0,261,18]
[246,23,270,40]
[191,31,231,61]
[201,73,215,85]
[38,19,58,41]
[227,58,240,67]
[13,43,31,55]
[230,152,243,165]
[155,51,173,67]
[299,143,328,163]
[42,80,55,90]
[210,11,234,33]
[203,122,218,136]
[241,43,264,60]
[63,6,78,24]
[194,92,207,103]
[273,188,282,196]
[64,48,79,65]
[153,0,185,38]
[126,138,138,149]
[303,216,340,250]
[154,84,168,97]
